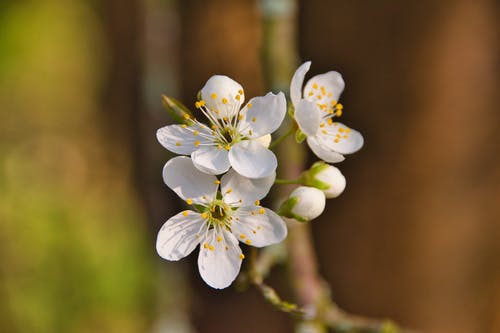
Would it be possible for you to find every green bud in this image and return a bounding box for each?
[161,95,194,125]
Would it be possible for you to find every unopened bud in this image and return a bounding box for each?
[300,162,346,198]
[161,95,194,125]
[278,186,326,222]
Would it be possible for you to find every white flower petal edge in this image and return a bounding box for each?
[306,136,345,163]
[198,229,242,289]
[228,140,277,179]
[295,100,321,136]
[232,207,287,248]
[221,169,275,205]
[163,156,218,204]
[290,61,311,107]
[191,146,231,175]
[237,92,287,139]
[157,211,206,261]
[201,75,244,119]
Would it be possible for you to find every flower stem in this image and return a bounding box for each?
[274,178,300,185]
[269,126,295,150]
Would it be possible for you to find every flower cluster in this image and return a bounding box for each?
[156,62,363,289]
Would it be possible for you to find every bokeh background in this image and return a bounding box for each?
[0,0,499,332]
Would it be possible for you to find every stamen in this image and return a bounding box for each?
[211,93,217,99]
[182,211,189,217]
[245,239,252,245]
[186,198,193,205]
[239,253,245,259]
[175,142,182,146]
[254,200,260,205]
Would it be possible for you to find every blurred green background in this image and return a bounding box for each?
[0,0,498,333]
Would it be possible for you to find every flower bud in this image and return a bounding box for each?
[278,186,326,222]
[300,162,346,198]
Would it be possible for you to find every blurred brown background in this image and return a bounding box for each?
[0,0,498,332]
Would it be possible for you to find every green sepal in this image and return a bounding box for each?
[277,196,308,223]
[298,161,330,190]
[161,95,194,125]
[287,102,295,117]
[295,128,306,143]
[192,204,207,213]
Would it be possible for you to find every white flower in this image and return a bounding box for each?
[157,75,287,179]
[279,186,326,222]
[156,156,287,289]
[290,61,364,163]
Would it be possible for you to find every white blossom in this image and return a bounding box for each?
[290,62,364,163]
[279,186,326,222]
[157,76,286,179]
[156,156,287,289]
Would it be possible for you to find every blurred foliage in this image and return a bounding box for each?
[0,0,156,332]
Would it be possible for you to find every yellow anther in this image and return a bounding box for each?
[217,144,222,150]
[254,200,260,206]
[333,122,339,126]
[196,234,200,239]
[225,246,229,251]
[223,116,229,122]
[327,118,333,125]
[247,103,252,108]
[222,98,228,104]
[217,236,222,242]
[339,127,345,133]
[235,95,240,100]
[312,83,318,89]
[252,117,257,122]
[322,130,327,135]
[183,113,190,119]
[238,115,243,120]
[257,225,262,230]
[334,138,340,143]
[320,86,326,95]
[224,145,231,151]
[248,130,253,136]
[327,92,332,97]
[211,124,217,130]
[240,234,246,239]
[336,103,343,110]
[336,134,341,138]
[209,245,215,251]
[201,212,208,219]
[181,124,187,128]
[202,195,206,199]
[258,208,265,214]
[214,180,221,184]
[252,230,256,234]
[226,188,233,194]
[182,211,189,216]
[346,128,351,133]
[193,130,199,136]
[239,253,245,259]
[199,100,205,107]
[203,243,209,249]
[344,135,349,139]
[317,95,322,100]
[251,211,256,215]
[195,101,201,108]
[238,89,244,95]
[328,109,334,114]
[211,93,217,99]
[245,239,252,245]
[319,123,325,128]
[336,110,343,117]
[308,91,314,96]
[194,141,200,147]
[175,142,182,146]
[186,198,193,205]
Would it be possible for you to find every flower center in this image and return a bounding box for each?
[206,199,232,229]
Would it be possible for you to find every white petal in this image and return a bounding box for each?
[237,92,286,138]
[304,71,345,106]
[232,206,287,247]
[228,140,277,179]
[197,229,242,289]
[254,134,271,148]
[157,124,212,155]
[295,100,321,136]
[156,210,204,261]
[318,123,364,155]
[200,75,244,119]
[191,146,231,175]
[306,136,345,163]
[290,61,311,107]
[163,156,218,204]
[221,169,275,205]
